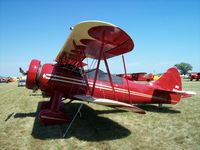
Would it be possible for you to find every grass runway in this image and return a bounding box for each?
[0,80,200,150]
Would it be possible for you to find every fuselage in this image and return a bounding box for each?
[88,77,177,105]
[26,60,179,105]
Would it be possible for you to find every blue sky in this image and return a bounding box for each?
[0,0,200,76]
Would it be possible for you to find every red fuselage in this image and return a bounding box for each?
[26,59,180,105]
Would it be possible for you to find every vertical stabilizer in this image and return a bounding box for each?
[155,67,182,91]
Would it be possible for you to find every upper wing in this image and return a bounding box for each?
[55,20,134,66]
[74,95,145,114]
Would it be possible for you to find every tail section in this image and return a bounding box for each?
[155,67,182,91]
[153,67,196,104]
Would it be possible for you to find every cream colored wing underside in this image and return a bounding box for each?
[55,20,116,61]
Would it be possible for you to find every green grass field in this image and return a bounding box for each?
[0,80,200,150]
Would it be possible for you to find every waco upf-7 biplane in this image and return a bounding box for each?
[25,21,196,125]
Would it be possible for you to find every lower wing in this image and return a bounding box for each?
[74,95,145,114]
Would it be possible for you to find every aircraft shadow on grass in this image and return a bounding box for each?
[136,104,181,114]
[14,102,131,141]
[12,102,181,141]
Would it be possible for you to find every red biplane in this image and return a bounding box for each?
[189,72,200,81]
[117,72,153,82]
[25,21,196,125]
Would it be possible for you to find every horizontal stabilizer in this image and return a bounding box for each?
[74,95,145,114]
[172,89,196,98]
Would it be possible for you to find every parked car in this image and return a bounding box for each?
[18,79,26,86]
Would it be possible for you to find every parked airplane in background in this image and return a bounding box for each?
[23,21,196,125]
[189,72,200,81]
[0,77,17,83]
[117,72,153,82]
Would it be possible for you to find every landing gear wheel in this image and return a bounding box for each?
[39,109,72,125]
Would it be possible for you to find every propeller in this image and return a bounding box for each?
[19,67,42,94]
[19,67,27,76]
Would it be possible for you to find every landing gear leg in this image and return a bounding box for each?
[39,92,71,125]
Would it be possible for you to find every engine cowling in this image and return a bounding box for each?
[26,59,86,98]
[26,59,41,89]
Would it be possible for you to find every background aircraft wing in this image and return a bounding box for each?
[55,20,134,66]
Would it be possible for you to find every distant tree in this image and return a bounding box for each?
[174,62,193,75]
